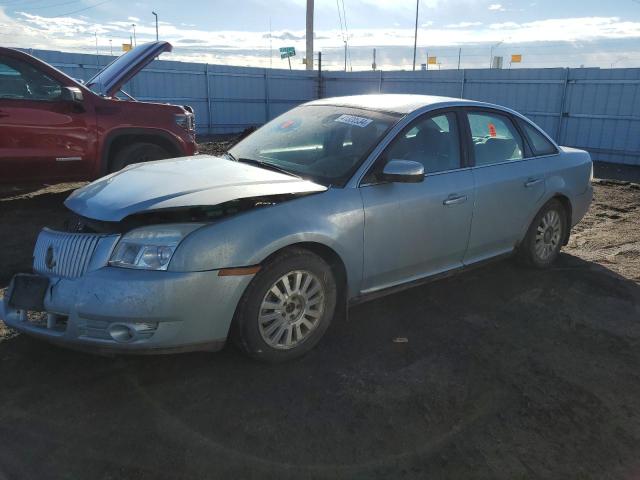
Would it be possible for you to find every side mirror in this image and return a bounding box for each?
[380,159,425,183]
[61,86,84,103]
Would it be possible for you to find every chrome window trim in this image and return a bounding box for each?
[359,166,473,188]
[469,152,560,170]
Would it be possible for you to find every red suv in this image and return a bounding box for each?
[0,41,197,182]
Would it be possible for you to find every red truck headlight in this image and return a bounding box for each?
[175,113,195,132]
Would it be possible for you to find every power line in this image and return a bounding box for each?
[51,0,111,18]
[16,0,85,12]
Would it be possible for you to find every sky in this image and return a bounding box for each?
[1,0,640,70]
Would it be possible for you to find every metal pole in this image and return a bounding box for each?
[132,24,137,47]
[109,39,113,56]
[412,0,419,71]
[344,41,347,72]
[288,56,292,70]
[457,48,461,70]
[152,12,158,41]
[264,68,270,122]
[94,32,99,66]
[556,67,570,142]
[317,51,322,99]
[204,63,212,135]
[306,0,314,70]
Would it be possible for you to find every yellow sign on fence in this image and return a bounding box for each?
[122,43,132,52]
[428,56,437,65]
[511,54,522,63]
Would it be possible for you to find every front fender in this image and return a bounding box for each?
[169,188,365,297]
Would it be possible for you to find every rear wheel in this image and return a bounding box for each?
[519,199,567,268]
[109,142,171,172]
[232,248,337,362]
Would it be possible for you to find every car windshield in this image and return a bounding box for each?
[229,105,400,186]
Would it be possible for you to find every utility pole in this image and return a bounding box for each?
[306,0,314,70]
[344,41,347,71]
[152,11,159,41]
[94,32,100,67]
[412,0,419,71]
[132,24,137,47]
[269,17,272,68]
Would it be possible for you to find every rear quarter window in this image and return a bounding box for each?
[518,119,558,157]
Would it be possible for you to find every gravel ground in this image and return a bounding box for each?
[0,154,639,479]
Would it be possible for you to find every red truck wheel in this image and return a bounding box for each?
[109,142,171,172]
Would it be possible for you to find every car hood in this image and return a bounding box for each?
[86,41,172,97]
[64,155,327,222]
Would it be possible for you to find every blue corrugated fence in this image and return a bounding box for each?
[26,48,640,166]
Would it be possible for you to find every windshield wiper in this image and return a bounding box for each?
[235,157,302,179]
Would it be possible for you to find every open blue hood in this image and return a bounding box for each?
[86,41,172,97]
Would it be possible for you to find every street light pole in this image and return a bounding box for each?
[132,24,137,47]
[152,11,159,41]
[412,0,419,71]
[109,38,113,56]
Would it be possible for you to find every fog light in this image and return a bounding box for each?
[108,324,135,343]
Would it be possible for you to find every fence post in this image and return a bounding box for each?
[317,52,323,99]
[264,68,271,122]
[204,63,212,135]
[555,67,570,143]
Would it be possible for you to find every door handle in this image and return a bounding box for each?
[443,194,468,206]
[524,177,543,188]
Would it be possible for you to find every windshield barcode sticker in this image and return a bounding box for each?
[335,114,373,128]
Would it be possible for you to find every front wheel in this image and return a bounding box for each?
[519,199,567,268]
[231,248,337,362]
[109,142,171,172]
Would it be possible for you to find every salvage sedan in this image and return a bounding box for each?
[1,94,593,362]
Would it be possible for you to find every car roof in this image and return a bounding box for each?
[306,94,484,114]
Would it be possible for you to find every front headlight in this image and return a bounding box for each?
[175,113,195,132]
[109,224,203,270]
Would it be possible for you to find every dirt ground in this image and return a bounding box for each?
[1,158,639,479]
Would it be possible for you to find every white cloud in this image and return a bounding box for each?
[127,16,140,22]
[446,21,483,28]
[488,3,505,11]
[3,7,640,70]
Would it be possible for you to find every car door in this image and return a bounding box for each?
[462,109,548,264]
[359,110,475,293]
[0,54,94,181]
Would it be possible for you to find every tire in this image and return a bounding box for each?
[231,248,337,363]
[519,199,567,268]
[109,142,171,172]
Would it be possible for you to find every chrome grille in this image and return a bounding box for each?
[33,228,114,279]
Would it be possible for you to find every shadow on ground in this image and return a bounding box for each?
[1,255,639,479]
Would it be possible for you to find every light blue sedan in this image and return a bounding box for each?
[1,95,593,362]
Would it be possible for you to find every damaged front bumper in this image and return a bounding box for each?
[1,229,252,354]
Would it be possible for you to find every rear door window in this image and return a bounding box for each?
[467,111,524,166]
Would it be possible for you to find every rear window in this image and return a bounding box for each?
[518,119,558,157]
